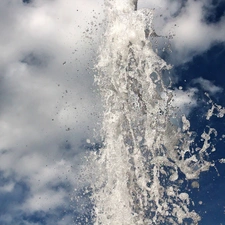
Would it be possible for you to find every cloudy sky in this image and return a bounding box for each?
[0,0,225,224]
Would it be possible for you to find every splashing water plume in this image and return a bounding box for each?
[90,0,222,224]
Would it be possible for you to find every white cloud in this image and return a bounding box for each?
[24,188,67,212]
[193,77,223,94]
[171,87,198,116]
[0,0,104,222]
[0,182,15,192]
[138,0,225,64]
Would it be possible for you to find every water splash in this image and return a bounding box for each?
[90,0,224,224]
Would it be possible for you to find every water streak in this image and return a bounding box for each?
[90,1,219,224]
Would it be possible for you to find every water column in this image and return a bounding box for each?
[92,0,208,224]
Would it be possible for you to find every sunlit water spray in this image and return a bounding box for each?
[88,0,225,224]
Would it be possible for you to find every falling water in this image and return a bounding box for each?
[89,0,224,224]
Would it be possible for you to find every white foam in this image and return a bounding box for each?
[90,0,219,224]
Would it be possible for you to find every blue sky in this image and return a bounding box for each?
[173,44,225,225]
[0,0,225,224]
